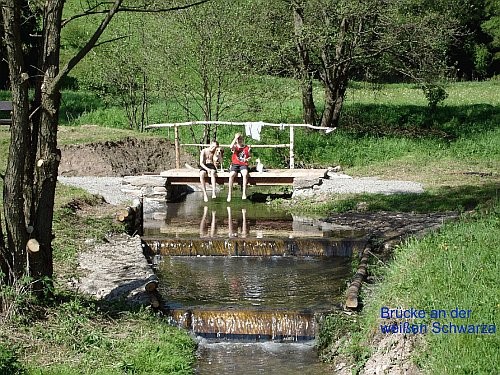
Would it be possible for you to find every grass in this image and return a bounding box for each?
[1,184,197,374]
[2,298,196,374]
[351,200,500,374]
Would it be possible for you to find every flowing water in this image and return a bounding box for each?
[142,192,368,374]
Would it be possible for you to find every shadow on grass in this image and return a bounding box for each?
[331,183,499,214]
[59,90,106,125]
[341,104,500,139]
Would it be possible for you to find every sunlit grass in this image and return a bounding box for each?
[358,201,500,374]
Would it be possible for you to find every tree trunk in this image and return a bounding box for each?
[1,0,196,292]
[1,0,31,283]
[318,16,351,128]
[320,79,347,128]
[27,0,65,291]
[292,3,317,126]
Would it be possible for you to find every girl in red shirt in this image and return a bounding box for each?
[227,133,251,202]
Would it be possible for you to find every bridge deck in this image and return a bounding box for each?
[160,168,328,186]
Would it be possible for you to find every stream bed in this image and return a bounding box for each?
[142,192,368,374]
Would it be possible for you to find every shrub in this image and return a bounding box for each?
[0,343,25,375]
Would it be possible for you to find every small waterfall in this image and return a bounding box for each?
[169,308,318,341]
[142,195,368,373]
[144,237,361,257]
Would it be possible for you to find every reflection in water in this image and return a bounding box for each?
[143,192,366,241]
[199,206,249,238]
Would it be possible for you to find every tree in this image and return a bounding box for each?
[149,0,253,143]
[0,0,208,292]
[481,0,500,74]
[284,0,459,128]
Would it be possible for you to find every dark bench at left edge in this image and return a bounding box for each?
[0,101,13,126]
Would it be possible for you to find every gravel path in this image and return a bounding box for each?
[58,176,131,205]
[293,175,424,198]
[59,174,424,205]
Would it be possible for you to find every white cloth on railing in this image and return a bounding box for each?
[245,122,263,141]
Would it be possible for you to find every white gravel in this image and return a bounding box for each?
[293,176,424,198]
[58,176,131,205]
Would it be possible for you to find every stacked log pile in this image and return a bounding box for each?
[116,198,143,236]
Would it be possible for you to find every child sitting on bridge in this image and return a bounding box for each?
[227,133,251,202]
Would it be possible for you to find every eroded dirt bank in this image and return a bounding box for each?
[59,137,195,177]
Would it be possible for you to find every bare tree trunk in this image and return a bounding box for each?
[1,0,122,290]
[318,17,351,128]
[1,0,31,283]
[320,80,347,128]
[292,2,316,126]
[26,0,66,291]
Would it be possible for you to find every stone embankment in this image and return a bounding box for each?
[116,167,426,202]
[72,233,158,305]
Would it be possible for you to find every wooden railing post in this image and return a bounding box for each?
[174,124,180,169]
[289,125,295,169]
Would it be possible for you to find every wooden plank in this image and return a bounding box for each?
[0,101,13,111]
[0,101,12,126]
[159,168,327,186]
[180,143,290,148]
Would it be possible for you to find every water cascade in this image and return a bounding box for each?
[142,194,368,373]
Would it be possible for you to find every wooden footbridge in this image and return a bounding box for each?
[144,120,335,193]
[160,168,329,186]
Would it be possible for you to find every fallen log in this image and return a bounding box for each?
[345,246,370,309]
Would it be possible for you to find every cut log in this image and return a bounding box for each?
[345,246,370,309]
[150,294,160,308]
[144,279,159,293]
[27,238,40,253]
[116,207,134,222]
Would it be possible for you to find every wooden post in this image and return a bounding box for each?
[174,124,180,169]
[289,125,295,169]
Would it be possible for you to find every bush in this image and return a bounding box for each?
[0,343,25,375]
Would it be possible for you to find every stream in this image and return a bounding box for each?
[142,192,368,374]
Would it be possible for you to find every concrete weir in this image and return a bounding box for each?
[143,237,361,257]
[168,308,319,341]
[138,195,368,343]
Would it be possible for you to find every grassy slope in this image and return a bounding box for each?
[360,202,500,374]
[1,183,197,374]
[0,132,196,373]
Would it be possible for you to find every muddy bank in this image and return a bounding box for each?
[59,137,195,177]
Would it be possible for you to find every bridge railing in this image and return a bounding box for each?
[145,121,335,169]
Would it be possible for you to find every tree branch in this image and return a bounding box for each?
[62,0,211,27]
[93,34,130,48]
[53,0,211,90]
[52,0,124,91]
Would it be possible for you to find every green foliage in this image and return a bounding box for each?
[422,84,449,112]
[59,91,105,125]
[0,343,25,375]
